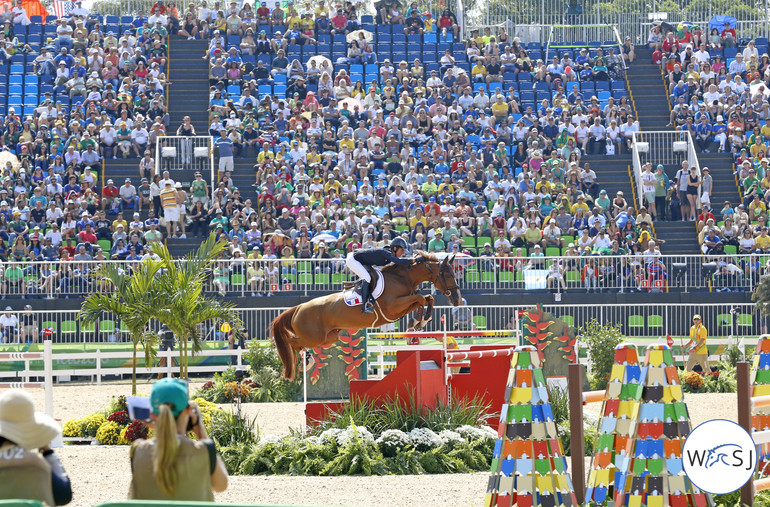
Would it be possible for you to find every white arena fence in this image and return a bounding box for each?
[0,303,764,346]
[2,254,766,298]
[0,303,757,383]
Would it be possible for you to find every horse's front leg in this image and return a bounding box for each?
[418,295,434,329]
[397,294,428,330]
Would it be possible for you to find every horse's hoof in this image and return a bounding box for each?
[301,353,316,373]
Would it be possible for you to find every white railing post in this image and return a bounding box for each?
[95,349,102,386]
[44,338,53,418]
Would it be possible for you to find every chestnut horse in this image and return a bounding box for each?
[272,252,462,380]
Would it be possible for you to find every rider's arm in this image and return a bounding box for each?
[383,251,413,265]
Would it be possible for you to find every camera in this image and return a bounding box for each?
[234,369,247,381]
[186,407,200,432]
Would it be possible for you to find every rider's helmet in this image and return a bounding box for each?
[390,237,410,255]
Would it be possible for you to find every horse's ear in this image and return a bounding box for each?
[449,254,456,264]
[441,255,448,266]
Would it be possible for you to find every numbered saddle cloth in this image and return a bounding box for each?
[343,269,384,306]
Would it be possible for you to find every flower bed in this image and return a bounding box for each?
[62,395,221,445]
[219,424,498,476]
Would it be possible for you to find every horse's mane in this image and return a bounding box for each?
[381,250,440,273]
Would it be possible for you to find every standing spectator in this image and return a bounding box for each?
[215,135,234,172]
[683,314,709,373]
[129,378,228,500]
[176,116,196,169]
[160,181,179,238]
[0,389,72,505]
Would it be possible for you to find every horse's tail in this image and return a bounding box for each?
[271,306,299,380]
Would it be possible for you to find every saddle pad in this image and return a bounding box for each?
[343,270,385,306]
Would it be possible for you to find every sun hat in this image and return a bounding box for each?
[0,389,60,450]
[150,378,189,418]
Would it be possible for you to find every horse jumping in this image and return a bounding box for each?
[271,252,462,380]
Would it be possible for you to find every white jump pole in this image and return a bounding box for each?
[44,338,53,418]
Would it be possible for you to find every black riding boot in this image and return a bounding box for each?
[360,280,374,314]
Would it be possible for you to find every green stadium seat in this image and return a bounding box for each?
[737,313,753,328]
[119,320,129,333]
[315,273,331,285]
[298,273,313,285]
[628,315,644,329]
[61,320,77,335]
[647,315,663,330]
[465,271,481,283]
[80,321,96,335]
[499,271,514,283]
[97,239,112,252]
[41,321,56,333]
[566,271,580,283]
[462,236,476,248]
[723,245,737,255]
[545,247,560,257]
[99,320,116,334]
[481,271,495,283]
[561,315,575,328]
[231,274,245,288]
[717,313,732,329]
[473,315,487,329]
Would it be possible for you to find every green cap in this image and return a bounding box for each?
[150,378,189,417]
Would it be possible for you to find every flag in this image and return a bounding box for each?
[51,0,72,18]
[43,327,53,339]
[666,334,674,347]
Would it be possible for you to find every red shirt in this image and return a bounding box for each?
[257,6,269,17]
[331,14,347,29]
[102,185,119,198]
[662,39,679,53]
[77,230,97,244]
[698,212,715,223]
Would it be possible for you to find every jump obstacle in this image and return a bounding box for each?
[304,329,518,425]
[0,339,53,417]
[737,336,770,504]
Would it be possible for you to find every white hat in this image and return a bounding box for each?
[0,390,60,450]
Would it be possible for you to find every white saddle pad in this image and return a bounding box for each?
[343,270,385,306]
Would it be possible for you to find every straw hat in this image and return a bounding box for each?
[0,390,60,450]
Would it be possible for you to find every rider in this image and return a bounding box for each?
[346,237,412,314]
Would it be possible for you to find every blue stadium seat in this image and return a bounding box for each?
[597,90,611,101]
[287,44,301,55]
[23,106,35,117]
[7,96,21,108]
[274,73,287,84]
[24,95,38,106]
[227,85,240,95]
[258,84,272,95]
[120,15,133,24]
[228,35,241,46]
[8,85,22,95]
[349,64,363,75]
[393,33,406,44]
[424,33,437,44]
[24,75,38,86]
[361,15,373,23]
[595,81,610,90]
[317,43,330,55]
[274,84,286,97]
[724,47,738,58]
[8,75,22,86]
[407,34,420,45]
[29,15,42,24]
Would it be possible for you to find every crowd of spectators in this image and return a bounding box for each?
[156,0,672,296]
[0,2,176,297]
[651,23,770,287]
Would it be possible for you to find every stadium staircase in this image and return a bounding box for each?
[625,46,741,256]
[581,153,635,206]
[165,37,211,256]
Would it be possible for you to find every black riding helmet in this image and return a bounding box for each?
[390,237,410,254]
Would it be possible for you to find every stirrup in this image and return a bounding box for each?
[363,301,375,314]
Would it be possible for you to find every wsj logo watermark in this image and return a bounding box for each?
[682,419,757,495]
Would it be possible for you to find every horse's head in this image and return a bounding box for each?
[426,254,462,306]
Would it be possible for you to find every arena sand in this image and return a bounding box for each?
[25,384,736,507]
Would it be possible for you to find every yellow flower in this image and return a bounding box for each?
[63,419,82,438]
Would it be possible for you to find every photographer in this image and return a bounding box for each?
[129,378,228,501]
[0,389,73,505]
[158,324,175,351]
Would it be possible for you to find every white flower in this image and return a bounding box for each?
[319,428,343,444]
[438,429,465,446]
[305,435,321,445]
[376,429,411,446]
[336,425,374,446]
[259,434,282,445]
[457,425,495,441]
[409,427,444,450]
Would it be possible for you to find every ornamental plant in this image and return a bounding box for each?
[95,421,122,445]
[108,410,131,426]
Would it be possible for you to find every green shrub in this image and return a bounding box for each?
[580,320,624,391]
[311,394,493,437]
[208,410,257,447]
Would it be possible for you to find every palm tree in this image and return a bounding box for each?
[80,260,162,395]
[151,234,243,378]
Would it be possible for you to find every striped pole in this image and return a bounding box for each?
[0,352,43,360]
[445,348,516,361]
[0,382,44,389]
[367,330,516,339]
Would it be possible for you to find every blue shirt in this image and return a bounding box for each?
[216,138,234,158]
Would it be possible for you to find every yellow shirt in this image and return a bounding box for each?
[338,138,354,152]
[757,235,770,249]
[491,101,509,117]
[571,202,590,214]
[689,324,707,354]
[257,150,275,163]
[472,64,486,77]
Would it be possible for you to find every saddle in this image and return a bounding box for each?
[343,268,385,307]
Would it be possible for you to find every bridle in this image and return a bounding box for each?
[424,260,460,298]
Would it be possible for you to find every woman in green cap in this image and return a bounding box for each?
[129,378,228,500]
